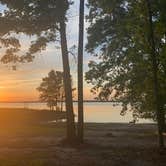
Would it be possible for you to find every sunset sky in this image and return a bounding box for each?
[0,0,97,102]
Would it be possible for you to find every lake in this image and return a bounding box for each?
[0,102,153,123]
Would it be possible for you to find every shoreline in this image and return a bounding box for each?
[0,107,155,124]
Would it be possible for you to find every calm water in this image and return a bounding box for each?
[0,102,153,123]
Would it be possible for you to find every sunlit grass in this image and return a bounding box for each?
[0,108,164,166]
[0,108,66,139]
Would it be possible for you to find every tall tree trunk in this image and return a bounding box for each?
[59,20,76,142]
[60,93,64,112]
[77,0,85,143]
[55,99,58,111]
[163,108,166,132]
[146,0,164,148]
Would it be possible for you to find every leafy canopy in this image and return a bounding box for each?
[85,0,166,119]
[0,0,72,63]
[37,70,64,110]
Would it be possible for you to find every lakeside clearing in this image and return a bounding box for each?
[0,108,165,166]
[0,108,66,125]
[0,102,153,123]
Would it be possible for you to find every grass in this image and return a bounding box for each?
[0,108,66,125]
[0,108,165,166]
[0,108,66,139]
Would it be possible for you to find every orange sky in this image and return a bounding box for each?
[0,79,95,102]
[0,86,94,102]
[0,0,97,102]
[0,59,95,102]
[0,88,38,102]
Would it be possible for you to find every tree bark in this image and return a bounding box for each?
[60,94,64,112]
[59,20,76,142]
[163,109,166,132]
[77,0,85,143]
[146,0,164,148]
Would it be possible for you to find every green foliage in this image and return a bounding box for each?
[0,0,72,63]
[85,0,166,120]
[37,70,64,111]
[0,0,76,140]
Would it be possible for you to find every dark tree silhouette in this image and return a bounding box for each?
[85,0,166,148]
[59,19,76,141]
[37,70,64,111]
[0,0,76,142]
[77,0,85,143]
[146,0,164,148]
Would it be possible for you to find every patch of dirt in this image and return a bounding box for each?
[0,123,166,166]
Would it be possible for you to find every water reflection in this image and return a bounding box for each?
[0,102,153,123]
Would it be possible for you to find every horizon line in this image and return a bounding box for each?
[0,100,121,103]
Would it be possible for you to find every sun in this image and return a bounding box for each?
[0,87,7,102]
[0,86,5,89]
